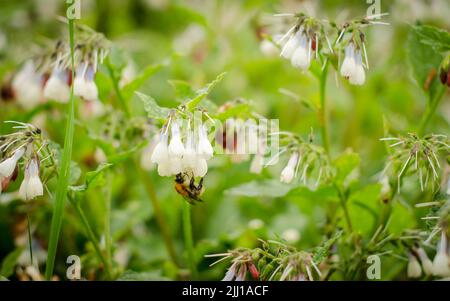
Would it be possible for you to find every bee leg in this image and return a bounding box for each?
[189,176,196,190]
[197,177,204,190]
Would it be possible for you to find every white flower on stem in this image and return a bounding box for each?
[407,253,422,278]
[0,148,25,178]
[222,261,238,281]
[235,263,247,281]
[12,61,43,109]
[280,30,302,60]
[74,62,99,102]
[432,231,450,277]
[151,133,169,164]
[340,43,366,85]
[280,152,299,183]
[140,136,158,171]
[291,32,311,70]
[43,66,70,103]
[340,43,356,78]
[19,159,43,201]
[197,125,213,159]
[183,129,208,177]
[416,247,433,275]
[168,123,185,158]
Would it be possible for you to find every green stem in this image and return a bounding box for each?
[26,214,33,267]
[417,85,446,136]
[182,202,197,279]
[318,60,330,155]
[106,60,130,117]
[45,17,76,280]
[138,166,179,267]
[104,171,113,277]
[71,199,112,279]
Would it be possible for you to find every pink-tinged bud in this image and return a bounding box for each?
[248,262,259,280]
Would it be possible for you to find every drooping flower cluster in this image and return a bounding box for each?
[274,12,388,85]
[0,122,51,201]
[206,240,324,281]
[7,24,110,110]
[151,114,214,178]
[266,131,330,186]
[381,133,449,193]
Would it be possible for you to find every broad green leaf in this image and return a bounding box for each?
[69,163,113,193]
[135,91,170,121]
[413,25,450,53]
[168,79,197,101]
[225,179,293,198]
[287,185,338,202]
[0,247,23,278]
[185,72,226,110]
[407,26,443,99]
[348,184,382,235]
[122,64,163,100]
[213,102,251,120]
[333,152,360,188]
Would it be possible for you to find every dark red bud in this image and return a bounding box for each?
[248,262,259,280]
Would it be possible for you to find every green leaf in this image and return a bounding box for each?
[333,152,360,188]
[225,179,293,198]
[185,72,226,110]
[0,247,23,278]
[413,25,450,53]
[122,64,163,100]
[407,26,443,99]
[135,91,170,121]
[168,79,197,101]
[69,163,113,193]
[348,184,382,235]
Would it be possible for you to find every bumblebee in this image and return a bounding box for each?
[174,172,205,204]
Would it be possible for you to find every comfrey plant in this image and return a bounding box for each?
[275,12,388,85]
[0,121,53,201]
[9,22,110,109]
[205,240,324,281]
[381,134,449,193]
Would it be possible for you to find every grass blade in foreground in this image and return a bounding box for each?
[44,17,76,280]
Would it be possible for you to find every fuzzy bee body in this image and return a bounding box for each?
[174,172,204,204]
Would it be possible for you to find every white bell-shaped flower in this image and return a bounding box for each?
[19,159,43,201]
[340,44,356,79]
[280,30,302,60]
[0,148,25,178]
[432,231,450,277]
[197,125,213,159]
[151,133,169,164]
[192,157,208,177]
[291,33,311,70]
[349,50,366,86]
[280,152,299,184]
[12,61,43,109]
[407,254,422,278]
[417,248,433,275]
[168,123,185,158]
[44,67,70,103]
[74,63,99,101]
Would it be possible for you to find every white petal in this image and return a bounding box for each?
[407,256,422,278]
[44,74,70,103]
[280,31,301,59]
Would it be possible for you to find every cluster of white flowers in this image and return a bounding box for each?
[408,231,450,278]
[340,42,366,85]
[151,120,214,178]
[11,61,45,109]
[0,148,43,201]
[280,27,314,71]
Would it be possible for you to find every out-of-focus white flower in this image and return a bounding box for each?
[43,66,70,103]
[19,158,43,201]
[282,228,300,243]
[340,43,366,85]
[248,219,264,229]
[432,231,450,277]
[140,136,158,171]
[12,61,43,109]
[197,125,213,159]
[250,153,264,174]
[280,152,299,183]
[407,253,422,278]
[416,248,433,275]
[74,62,99,102]
[119,62,136,88]
[0,148,25,178]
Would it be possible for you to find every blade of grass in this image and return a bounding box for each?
[44,16,76,280]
